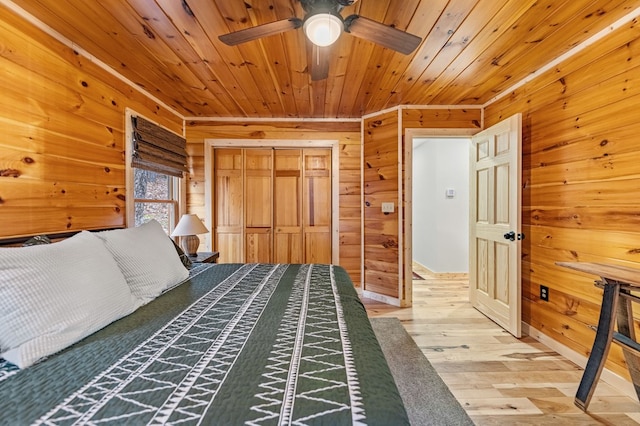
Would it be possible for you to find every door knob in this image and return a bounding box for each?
[503,231,525,241]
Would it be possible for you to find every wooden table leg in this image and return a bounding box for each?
[575,280,620,410]
[616,288,640,401]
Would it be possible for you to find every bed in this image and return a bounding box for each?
[0,222,409,425]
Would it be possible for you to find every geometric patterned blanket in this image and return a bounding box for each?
[0,263,408,425]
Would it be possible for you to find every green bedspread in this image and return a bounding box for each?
[0,263,409,425]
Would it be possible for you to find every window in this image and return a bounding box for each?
[133,169,179,234]
[126,111,187,234]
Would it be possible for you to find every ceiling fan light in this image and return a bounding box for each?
[304,13,342,47]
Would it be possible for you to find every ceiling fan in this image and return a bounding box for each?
[218,0,422,81]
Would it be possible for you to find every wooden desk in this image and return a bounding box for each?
[556,262,640,411]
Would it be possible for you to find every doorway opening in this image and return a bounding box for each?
[411,137,470,283]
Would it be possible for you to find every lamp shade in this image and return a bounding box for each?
[170,214,209,237]
[304,13,343,47]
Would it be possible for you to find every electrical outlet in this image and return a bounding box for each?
[540,285,549,302]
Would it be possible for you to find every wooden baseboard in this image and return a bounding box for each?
[427,271,469,280]
[413,261,469,280]
[361,290,402,307]
[523,323,636,399]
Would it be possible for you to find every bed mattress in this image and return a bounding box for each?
[0,263,408,425]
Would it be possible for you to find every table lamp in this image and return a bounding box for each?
[171,214,209,256]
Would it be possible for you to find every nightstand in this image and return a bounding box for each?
[190,251,219,264]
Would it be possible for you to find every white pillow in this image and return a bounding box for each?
[0,231,142,368]
[96,220,189,302]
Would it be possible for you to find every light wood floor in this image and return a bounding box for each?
[361,263,640,425]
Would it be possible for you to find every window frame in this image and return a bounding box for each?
[132,168,180,232]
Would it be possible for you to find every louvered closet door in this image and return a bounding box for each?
[213,147,331,264]
[303,149,332,264]
[273,150,303,263]
[213,149,243,263]
[244,149,273,263]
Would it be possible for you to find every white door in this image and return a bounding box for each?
[469,114,522,338]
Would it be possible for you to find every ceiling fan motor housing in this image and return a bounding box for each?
[300,0,356,14]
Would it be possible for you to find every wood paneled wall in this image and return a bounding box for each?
[185,120,362,282]
[401,108,483,131]
[484,20,640,377]
[0,6,181,238]
[363,107,482,304]
[363,111,400,299]
[5,0,638,381]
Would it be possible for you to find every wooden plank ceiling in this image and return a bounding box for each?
[10,0,640,118]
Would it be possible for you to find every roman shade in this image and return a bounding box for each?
[131,116,187,177]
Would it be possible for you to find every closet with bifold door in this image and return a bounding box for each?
[213,147,331,264]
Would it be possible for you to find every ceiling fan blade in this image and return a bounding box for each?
[310,44,330,81]
[219,18,303,46]
[344,15,422,55]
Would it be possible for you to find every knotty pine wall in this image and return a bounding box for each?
[184,121,362,283]
[363,111,401,300]
[484,18,640,378]
[0,6,182,238]
[3,0,638,380]
[363,107,482,303]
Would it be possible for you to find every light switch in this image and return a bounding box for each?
[381,202,395,213]
[445,188,455,199]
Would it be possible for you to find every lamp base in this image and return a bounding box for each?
[181,235,200,256]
